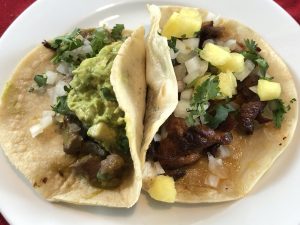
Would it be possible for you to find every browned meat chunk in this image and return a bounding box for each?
[198,21,225,47]
[236,73,260,103]
[165,168,186,181]
[155,117,233,169]
[75,154,125,189]
[238,101,266,134]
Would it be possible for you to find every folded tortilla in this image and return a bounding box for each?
[0,27,146,207]
[141,5,298,203]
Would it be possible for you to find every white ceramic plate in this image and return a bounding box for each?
[0,0,300,224]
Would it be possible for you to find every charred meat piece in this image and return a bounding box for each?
[236,73,260,103]
[165,168,186,181]
[238,101,267,134]
[157,138,201,169]
[75,154,125,189]
[218,113,238,132]
[183,125,233,150]
[198,21,225,47]
[165,115,189,137]
[156,117,233,170]
[63,131,84,155]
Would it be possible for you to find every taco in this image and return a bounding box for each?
[141,5,298,203]
[0,25,146,207]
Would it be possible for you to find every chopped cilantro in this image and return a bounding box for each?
[52,95,73,116]
[111,24,125,40]
[34,74,47,87]
[241,39,269,77]
[90,27,112,55]
[168,36,178,53]
[48,28,84,65]
[186,76,220,125]
[205,104,235,129]
[268,99,286,128]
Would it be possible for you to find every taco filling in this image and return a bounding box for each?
[28,26,131,189]
[142,6,297,203]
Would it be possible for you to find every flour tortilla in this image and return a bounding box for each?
[141,5,298,203]
[0,27,146,207]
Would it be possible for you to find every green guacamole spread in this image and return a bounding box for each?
[67,41,128,154]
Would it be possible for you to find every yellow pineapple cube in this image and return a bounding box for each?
[218,53,245,73]
[257,79,281,101]
[218,72,237,98]
[87,122,116,142]
[162,8,202,39]
[200,43,231,66]
[148,175,176,203]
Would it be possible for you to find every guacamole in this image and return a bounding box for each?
[67,41,128,153]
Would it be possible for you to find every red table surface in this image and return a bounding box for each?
[0,0,299,224]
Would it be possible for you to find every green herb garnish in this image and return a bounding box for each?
[48,28,84,65]
[52,95,73,116]
[205,103,235,129]
[168,36,178,53]
[268,99,286,128]
[34,74,47,87]
[241,39,269,77]
[111,24,125,40]
[186,76,220,126]
[90,27,113,55]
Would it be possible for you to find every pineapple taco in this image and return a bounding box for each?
[141,5,298,203]
[0,25,146,207]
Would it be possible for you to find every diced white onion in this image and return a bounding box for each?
[56,62,72,76]
[218,145,231,159]
[177,80,185,92]
[202,39,215,48]
[180,89,193,101]
[183,72,200,85]
[153,162,165,175]
[169,48,178,60]
[174,100,190,118]
[207,153,228,179]
[182,38,200,51]
[42,110,55,117]
[143,161,165,178]
[249,85,258,94]
[30,124,44,138]
[176,39,190,54]
[223,39,237,51]
[30,110,54,138]
[234,59,255,81]
[174,64,187,81]
[213,15,221,26]
[154,133,161,142]
[54,80,68,97]
[205,174,220,188]
[39,115,53,129]
[176,52,196,64]
[205,12,217,22]
[185,56,208,75]
[45,71,58,85]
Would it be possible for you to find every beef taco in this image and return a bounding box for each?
[141,5,298,203]
[0,25,146,207]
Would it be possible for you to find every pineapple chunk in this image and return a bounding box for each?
[218,72,237,98]
[162,8,202,39]
[87,122,116,142]
[257,79,281,101]
[148,175,176,203]
[218,53,245,73]
[200,43,231,66]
